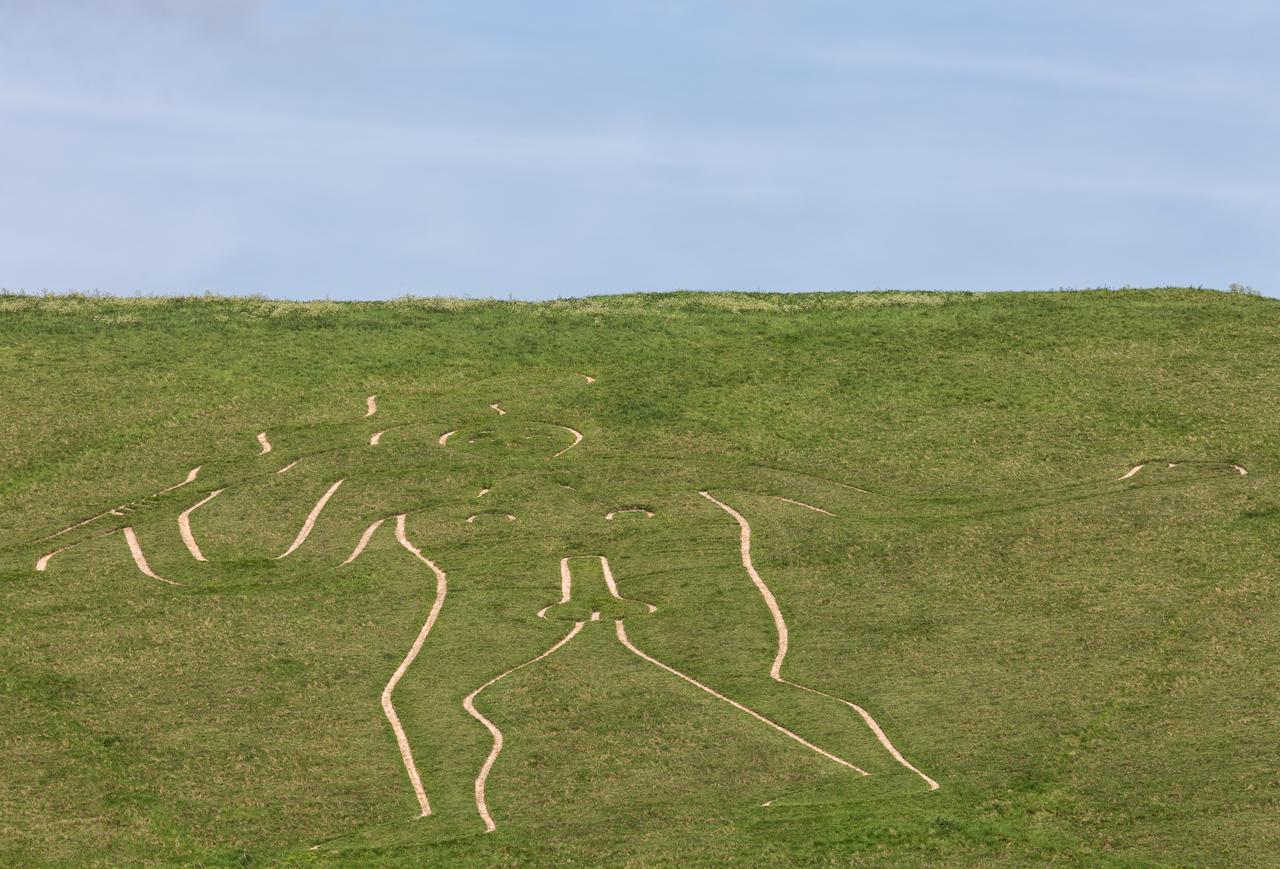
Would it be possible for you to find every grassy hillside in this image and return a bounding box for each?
[1,289,1277,866]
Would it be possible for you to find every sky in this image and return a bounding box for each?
[0,0,1275,300]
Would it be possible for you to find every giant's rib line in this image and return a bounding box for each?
[277,479,345,559]
[177,489,224,562]
[123,527,181,586]
[341,518,386,565]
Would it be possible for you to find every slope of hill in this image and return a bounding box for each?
[1,289,1276,866]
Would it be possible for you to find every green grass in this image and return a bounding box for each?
[1,288,1277,866]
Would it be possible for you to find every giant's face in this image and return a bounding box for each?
[439,418,583,463]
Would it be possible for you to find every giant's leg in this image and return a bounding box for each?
[463,620,585,832]
[698,490,939,790]
[613,619,868,775]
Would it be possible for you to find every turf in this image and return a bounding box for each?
[1,288,1277,866]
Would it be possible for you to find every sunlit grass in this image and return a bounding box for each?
[1,287,1275,866]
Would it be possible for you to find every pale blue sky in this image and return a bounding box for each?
[0,1,1275,299]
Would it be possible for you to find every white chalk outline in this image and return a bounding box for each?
[580,374,596,383]
[616,620,868,775]
[277,479,345,559]
[700,491,939,790]
[600,555,658,613]
[599,556,621,598]
[489,403,506,416]
[370,431,386,446]
[383,514,447,818]
[466,513,516,524]
[37,468,202,544]
[438,431,456,446]
[340,518,386,565]
[35,547,67,571]
[123,527,181,586]
[463,621,585,832]
[549,425,583,460]
[156,466,202,496]
[536,558,576,619]
[277,460,299,475]
[699,492,789,679]
[42,510,118,542]
[1120,461,1246,479]
[365,395,378,417]
[1119,463,1145,480]
[177,489,223,562]
[35,524,121,570]
[537,556,657,618]
[605,508,654,520]
[776,497,835,517]
[559,557,573,602]
[786,680,939,790]
[257,432,272,455]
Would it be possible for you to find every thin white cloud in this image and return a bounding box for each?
[0,0,266,33]
[808,44,1252,103]
[0,79,1266,217]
